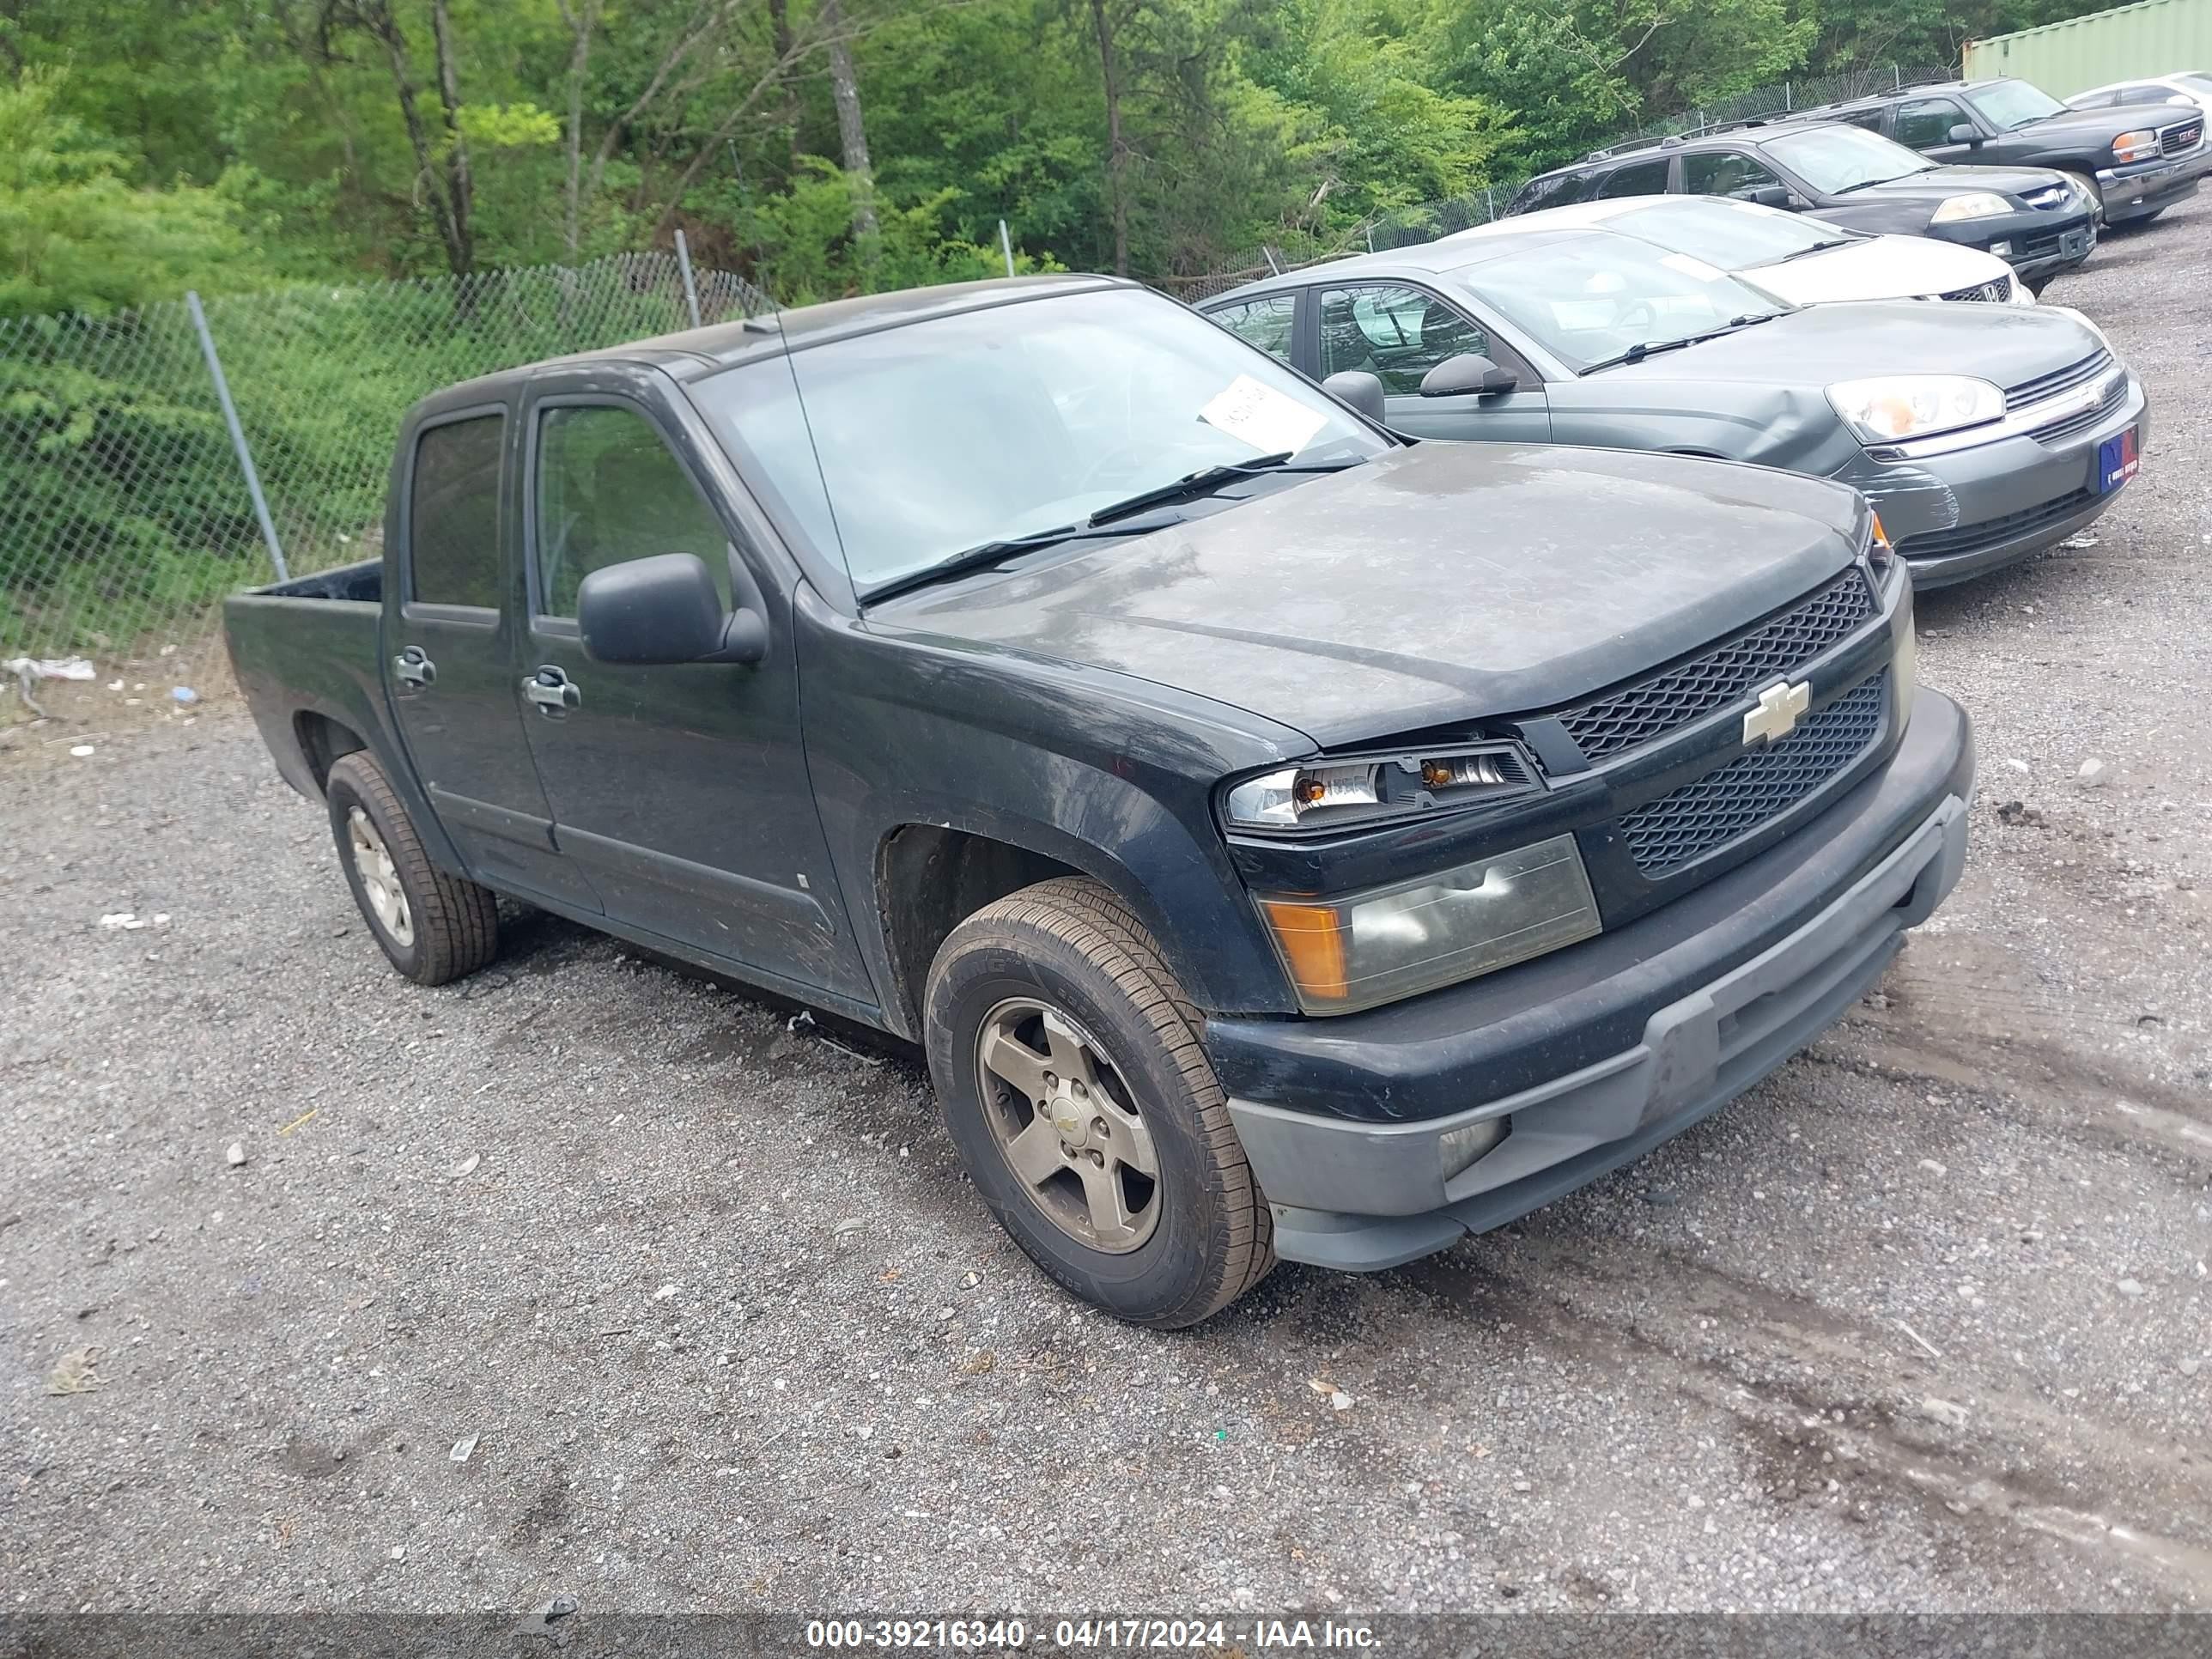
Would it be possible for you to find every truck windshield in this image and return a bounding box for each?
[690,288,1387,598]
[1763,125,1933,192]
[1963,80,2064,131]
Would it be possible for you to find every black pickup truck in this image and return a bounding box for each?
[225,276,1974,1327]
[1818,76,2206,227]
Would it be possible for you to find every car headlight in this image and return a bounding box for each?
[1221,743,1538,835]
[2112,128,2158,163]
[1929,192,2014,223]
[1827,374,2004,444]
[1256,834,1601,1014]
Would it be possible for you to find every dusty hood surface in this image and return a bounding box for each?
[878,442,1865,748]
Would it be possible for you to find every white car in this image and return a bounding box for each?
[1438,194,2033,307]
[2068,71,2212,123]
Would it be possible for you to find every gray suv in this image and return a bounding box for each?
[1202,225,2146,586]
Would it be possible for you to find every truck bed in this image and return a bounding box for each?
[222,559,392,807]
[253,558,383,604]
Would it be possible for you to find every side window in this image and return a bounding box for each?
[408,413,505,611]
[2114,85,2179,106]
[1318,285,1490,396]
[2069,88,2116,109]
[1682,149,1784,199]
[1845,109,1886,131]
[533,405,732,619]
[1209,294,1297,363]
[1597,159,1671,198]
[1895,96,1968,149]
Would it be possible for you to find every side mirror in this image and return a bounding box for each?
[1320,369,1387,424]
[1948,123,1979,144]
[1744,184,1790,208]
[577,553,767,667]
[1419,353,1519,398]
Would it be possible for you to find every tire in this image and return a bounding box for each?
[325,751,498,986]
[923,877,1274,1328]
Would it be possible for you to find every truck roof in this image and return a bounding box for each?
[418,272,1131,415]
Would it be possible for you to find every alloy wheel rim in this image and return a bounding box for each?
[975,997,1161,1254]
[347,806,414,948]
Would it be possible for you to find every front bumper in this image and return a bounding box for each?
[1933,208,2094,281]
[1208,690,1975,1273]
[2099,153,2200,222]
[1838,373,2148,587]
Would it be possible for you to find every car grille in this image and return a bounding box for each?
[1895,488,2098,562]
[2026,373,2126,444]
[1619,674,1889,878]
[2021,185,2074,211]
[2161,117,2203,156]
[2004,349,2112,410]
[1550,568,1878,763]
[2014,228,2069,261]
[1939,278,2010,302]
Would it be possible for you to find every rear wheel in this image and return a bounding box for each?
[325,751,498,986]
[923,877,1274,1328]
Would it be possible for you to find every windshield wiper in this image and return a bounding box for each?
[1582,313,1783,375]
[858,453,1368,605]
[1778,236,1856,260]
[1082,451,1364,527]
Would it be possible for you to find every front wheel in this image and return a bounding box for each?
[325,751,499,986]
[923,878,1274,1328]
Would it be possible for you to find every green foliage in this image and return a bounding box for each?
[0,72,266,318]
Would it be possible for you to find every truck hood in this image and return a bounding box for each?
[1852,161,2075,205]
[1606,298,2100,391]
[1747,233,2019,305]
[877,443,1863,749]
[2012,104,2166,143]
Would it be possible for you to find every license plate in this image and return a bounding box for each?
[2062,228,2089,258]
[2098,428,2140,493]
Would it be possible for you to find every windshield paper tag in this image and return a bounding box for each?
[1200,374,1329,456]
[1658,252,1725,283]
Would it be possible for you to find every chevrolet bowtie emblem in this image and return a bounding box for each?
[1743,679,1811,746]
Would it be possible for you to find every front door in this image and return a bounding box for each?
[1315,283,1551,443]
[383,406,600,910]
[514,386,875,1005]
[1892,94,1979,163]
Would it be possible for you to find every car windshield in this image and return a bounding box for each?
[1450,233,1784,372]
[1964,79,2064,130]
[688,288,1386,597]
[1764,125,1933,191]
[1603,198,1858,270]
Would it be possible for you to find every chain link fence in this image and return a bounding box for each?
[1164,63,1951,294]
[1,248,769,705]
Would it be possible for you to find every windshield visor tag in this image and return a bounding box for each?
[1200,374,1331,457]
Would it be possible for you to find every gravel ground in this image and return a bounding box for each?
[4,198,2210,1619]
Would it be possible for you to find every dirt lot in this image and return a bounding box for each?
[4,197,2210,1618]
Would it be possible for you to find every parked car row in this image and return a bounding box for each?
[218,78,2176,1329]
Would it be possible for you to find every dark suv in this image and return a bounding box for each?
[1509,117,2098,290]
[1811,76,2205,227]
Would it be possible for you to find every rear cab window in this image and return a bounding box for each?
[407,412,505,611]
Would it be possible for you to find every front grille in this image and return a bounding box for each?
[1551,568,1877,762]
[2004,349,2112,410]
[1620,674,1888,878]
[2015,229,2065,261]
[2160,117,2203,156]
[2025,373,2126,444]
[1939,279,2009,302]
[2021,185,2073,211]
[1895,488,2097,562]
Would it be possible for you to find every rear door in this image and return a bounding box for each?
[382,405,601,909]
[1312,281,1549,443]
[513,370,875,1003]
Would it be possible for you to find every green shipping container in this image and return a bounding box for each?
[1966,0,2212,97]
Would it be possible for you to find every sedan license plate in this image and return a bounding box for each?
[2062,228,2089,258]
[2098,428,2140,493]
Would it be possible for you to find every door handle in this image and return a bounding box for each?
[392,647,436,689]
[523,666,582,716]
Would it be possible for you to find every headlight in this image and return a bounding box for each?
[1929,191,2014,223]
[1257,834,1601,1013]
[1827,374,2004,444]
[2112,129,2158,163]
[1222,743,1537,835]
